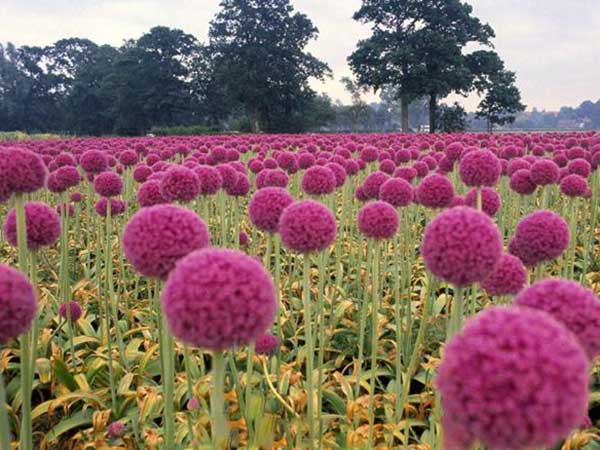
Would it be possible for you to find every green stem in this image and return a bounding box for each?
[103,201,118,410]
[302,256,315,447]
[245,343,255,445]
[354,239,373,399]
[0,372,10,450]
[211,350,228,450]
[160,314,175,450]
[367,240,381,448]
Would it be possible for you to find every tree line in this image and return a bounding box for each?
[0,0,525,136]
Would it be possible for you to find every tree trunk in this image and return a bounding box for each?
[252,112,261,134]
[429,94,437,133]
[401,94,410,132]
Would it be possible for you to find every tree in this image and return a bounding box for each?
[341,76,371,132]
[437,102,467,132]
[208,0,331,132]
[349,0,495,133]
[475,70,525,131]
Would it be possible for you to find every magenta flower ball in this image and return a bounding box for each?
[248,187,294,234]
[226,174,250,197]
[160,166,200,203]
[362,171,390,199]
[194,165,223,195]
[416,173,454,209]
[119,150,138,167]
[514,278,600,360]
[107,421,126,439]
[480,254,527,297]
[379,178,414,208]
[279,200,336,254]
[123,205,210,280]
[560,174,589,197]
[357,201,399,240]
[94,172,123,198]
[55,152,76,167]
[162,248,277,350]
[55,166,80,190]
[80,150,108,174]
[568,158,592,178]
[59,301,83,323]
[530,159,560,186]
[133,164,153,183]
[437,306,589,450]
[255,332,279,355]
[56,203,75,217]
[510,210,569,267]
[360,146,378,163]
[301,166,336,196]
[325,162,347,187]
[3,202,61,251]
[1,147,47,194]
[0,264,37,343]
[137,180,167,207]
[507,158,531,176]
[422,207,503,287]
[94,198,126,217]
[256,168,289,189]
[393,166,417,183]
[509,169,537,195]
[459,150,501,187]
[464,187,501,217]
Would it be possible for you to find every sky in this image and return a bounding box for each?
[1,0,599,112]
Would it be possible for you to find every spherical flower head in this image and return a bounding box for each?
[568,158,592,178]
[94,198,126,217]
[509,169,537,195]
[301,166,336,196]
[437,306,589,450]
[46,171,66,194]
[480,254,527,296]
[511,210,569,266]
[412,161,429,178]
[379,178,414,208]
[2,147,47,194]
[194,165,223,195]
[298,153,316,169]
[459,150,501,187]
[560,174,589,197]
[514,278,600,360]
[464,187,501,217]
[256,168,289,189]
[345,159,360,176]
[355,186,368,202]
[138,180,167,207]
[56,202,75,217]
[160,166,200,203]
[226,174,250,197]
[94,171,123,198]
[119,150,138,167]
[162,248,277,350]
[445,142,464,162]
[568,146,585,160]
[379,159,396,175]
[249,187,294,234]
[80,150,108,174]
[3,202,61,251]
[325,162,347,187]
[530,159,560,186]
[59,301,83,323]
[123,205,210,280]
[255,332,279,355]
[362,171,390,199]
[507,158,531,176]
[239,231,249,247]
[357,201,399,240]
[133,164,153,183]
[422,207,502,287]
[249,159,264,174]
[55,152,76,167]
[360,146,378,163]
[279,200,336,254]
[0,264,37,343]
[216,164,240,190]
[393,166,417,183]
[107,421,125,439]
[416,173,454,209]
[187,397,200,411]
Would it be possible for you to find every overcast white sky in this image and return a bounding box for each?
[1,0,599,112]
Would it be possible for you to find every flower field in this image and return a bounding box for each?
[1,132,600,450]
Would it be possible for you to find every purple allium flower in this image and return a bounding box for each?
[509,169,537,195]
[53,166,80,191]
[568,146,586,160]
[71,192,83,203]
[510,210,569,267]
[421,207,502,287]
[3,202,61,251]
[80,150,108,174]
[464,187,501,217]
[1,147,47,194]
[133,164,153,183]
[437,306,589,450]
[568,158,592,178]
[459,150,501,187]
[379,159,396,175]
[56,202,75,217]
[216,164,240,191]
[530,159,560,186]
[355,186,368,202]
[279,200,336,254]
[248,187,294,234]
[59,301,82,323]
[507,158,531,176]
[138,180,167,207]
[560,174,589,197]
[162,248,277,350]
[379,178,414,208]
[239,231,249,247]
[325,162,347,187]
[187,397,200,411]
[298,153,316,169]
[160,166,200,203]
[416,173,454,209]
[360,146,378,163]
[107,421,125,439]
[301,166,336,196]
[514,278,600,360]
[412,161,429,178]
[55,152,76,167]
[256,168,289,189]
[362,171,390,199]
[0,264,37,343]
[480,254,527,296]
[451,195,465,207]
[119,150,138,167]
[46,172,66,194]
[123,205,210,280]
[194,165,223,195]
[357,201,399,240]
[393,166,417,183]
[226,174,250,197]
[255,332,279,355]
[445,142,464,162]
[94,198,126,217]
[94,172,123,198]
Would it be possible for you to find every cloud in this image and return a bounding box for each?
[1,0,599,111]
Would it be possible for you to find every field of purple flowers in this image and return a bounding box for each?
[1,132,600,450]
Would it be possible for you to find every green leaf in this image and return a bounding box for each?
[53,359,78,392]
